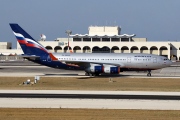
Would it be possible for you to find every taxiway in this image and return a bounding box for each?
[0,61,180,78]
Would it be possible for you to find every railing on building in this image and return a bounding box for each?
[0,55,24,61]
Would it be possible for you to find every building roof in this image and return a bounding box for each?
[70,34,136,38]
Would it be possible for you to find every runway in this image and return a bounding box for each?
[0,90,180,110]
[1,93,180,100]
[0,89,180,100]
[1,61,180,110]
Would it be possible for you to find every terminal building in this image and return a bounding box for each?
[0,26,180,61]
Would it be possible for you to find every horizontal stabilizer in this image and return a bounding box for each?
[21,55,40,58]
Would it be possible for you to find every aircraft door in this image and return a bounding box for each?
[127,57,131,63]
[153,57,157,63]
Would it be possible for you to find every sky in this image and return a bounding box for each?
[1,0,180,48]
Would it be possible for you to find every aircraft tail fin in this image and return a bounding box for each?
[9,23,58,61]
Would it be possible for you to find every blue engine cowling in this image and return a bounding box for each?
[104,66,120,74]
[85,64,103,73]
[85,64,120,74]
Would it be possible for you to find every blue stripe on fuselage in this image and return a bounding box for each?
[16,36,24,40]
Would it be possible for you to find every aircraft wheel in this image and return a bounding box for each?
[147,73,151,77]
[95,73,100,76]
[147,70,151,77]
[89,73,93,77]
[85,72,89,76]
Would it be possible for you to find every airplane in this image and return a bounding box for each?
[9,23,172,77]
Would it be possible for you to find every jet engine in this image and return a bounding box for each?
[103,65,120,74]
[85,64,104,73]
[85,64,120,75]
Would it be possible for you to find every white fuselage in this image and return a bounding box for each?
[53,53,172,70]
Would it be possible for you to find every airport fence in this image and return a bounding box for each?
[0,55,24,61]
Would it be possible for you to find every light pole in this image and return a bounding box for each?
[65,30,72,53]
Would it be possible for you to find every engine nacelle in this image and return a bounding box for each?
[85,64,120,74]
[103,65,120,74]
[85,64,103,73]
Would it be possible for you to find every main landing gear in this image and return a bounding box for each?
[85,72,89,76]
[147,70,151,77]
[85,72,99,77]
[85,72,93,77]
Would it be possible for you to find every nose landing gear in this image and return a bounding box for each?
[147,70,151,77]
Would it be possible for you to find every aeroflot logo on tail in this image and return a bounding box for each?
[13,32,48,53]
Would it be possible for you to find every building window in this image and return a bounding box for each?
[73,38,81,42]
